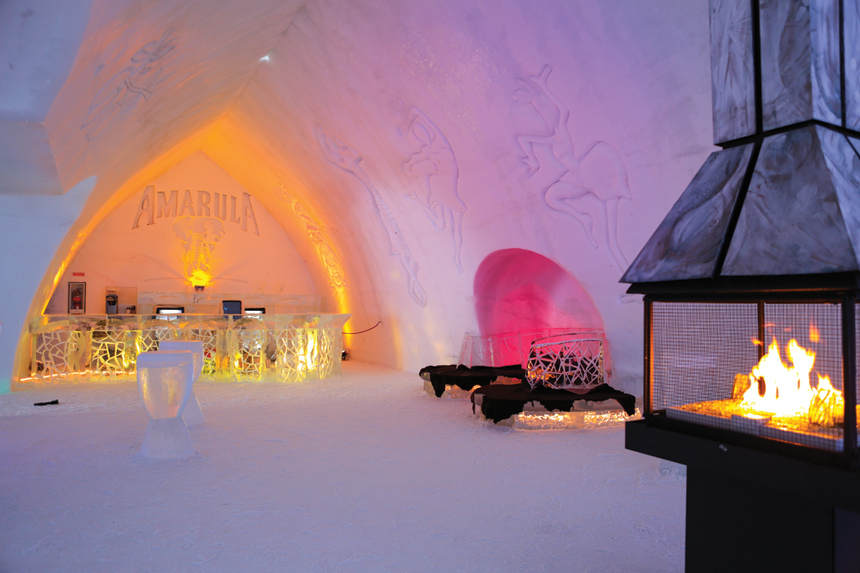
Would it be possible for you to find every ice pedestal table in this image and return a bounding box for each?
[158,340,205,426]
[136,351,195,459]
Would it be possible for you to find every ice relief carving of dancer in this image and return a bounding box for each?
[395,102,467,274]
[317,127,428,307]
[515,64,631,272]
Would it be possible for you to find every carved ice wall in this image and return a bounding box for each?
[515,65,632,273]
[394,102,467,274]
[317,126,427,307]
[82,29,179,141]
[292,200,347,296]
[0,0,716,386]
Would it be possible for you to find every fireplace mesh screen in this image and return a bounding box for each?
[651,300,847,452]
[652,302,759,409]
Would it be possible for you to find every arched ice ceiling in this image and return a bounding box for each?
[0,0,715,386]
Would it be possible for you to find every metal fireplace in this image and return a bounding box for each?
[623,0,860,570]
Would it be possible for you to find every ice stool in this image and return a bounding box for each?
[136,351,195,459]
[158,340,205,426]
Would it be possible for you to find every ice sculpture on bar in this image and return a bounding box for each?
[137,350,195,459]
[159,340,205,426]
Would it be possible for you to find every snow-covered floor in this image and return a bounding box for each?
[1,362,685,572]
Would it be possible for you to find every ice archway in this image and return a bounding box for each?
[0,0,714,392]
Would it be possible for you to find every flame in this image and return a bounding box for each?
[810,323,820,343]
[809,375,844,427]
[741,337,842,424]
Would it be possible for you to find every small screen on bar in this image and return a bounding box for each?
[155,307,184,315]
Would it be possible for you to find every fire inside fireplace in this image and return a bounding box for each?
[644,291,859,460]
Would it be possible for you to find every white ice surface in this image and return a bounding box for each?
[0,362,685,572]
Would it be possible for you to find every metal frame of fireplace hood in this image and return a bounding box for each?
[626,271,860,296]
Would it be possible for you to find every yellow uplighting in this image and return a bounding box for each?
[300,330,319,372]
[190,269,212,288]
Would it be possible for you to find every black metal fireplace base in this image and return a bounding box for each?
[626,421,860,572]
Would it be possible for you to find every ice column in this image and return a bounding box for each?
[137,351,195,459]
[159,340,205,426]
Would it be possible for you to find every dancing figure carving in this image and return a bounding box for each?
[82,29,179,140]
[317,127,427,307]
[515,65,631,272]
[395,102,467,273]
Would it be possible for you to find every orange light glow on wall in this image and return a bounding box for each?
[190,269,212,288]
[273,182,349,314]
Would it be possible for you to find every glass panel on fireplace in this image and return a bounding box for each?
[652,302,759,410]
[652,301,846,452]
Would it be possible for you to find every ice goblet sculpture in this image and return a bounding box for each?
[136,351,195,459]
[159,340,205,426]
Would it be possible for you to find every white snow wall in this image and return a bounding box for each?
[203,0,717,390]
[0,0,718,393]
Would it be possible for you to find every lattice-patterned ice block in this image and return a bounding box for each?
[228,318,269,381]
[314,329,336,379]
[526,333,605,391]
[31,321,85,380]
[275,328,306,382]
[89,327,139,378]
[138,319,180,354]
[180,320,222,377]
[26,313,350,384]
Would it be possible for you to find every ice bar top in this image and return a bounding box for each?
[30,313,352,333]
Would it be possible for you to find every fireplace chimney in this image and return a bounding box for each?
[623,0,860,285]
[623,2,860,570]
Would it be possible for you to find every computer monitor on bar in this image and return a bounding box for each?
[155,306,185,315]
[154,306,184,321]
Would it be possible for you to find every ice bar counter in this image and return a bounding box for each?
[27,313,351,383]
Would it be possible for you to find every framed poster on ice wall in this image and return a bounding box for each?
[68,282,86,314]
